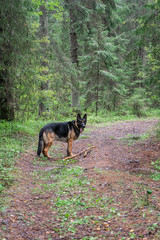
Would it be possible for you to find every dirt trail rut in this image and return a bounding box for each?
[76,119,159,170]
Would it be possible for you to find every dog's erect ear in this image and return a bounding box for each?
[77,113,81,120]
[83,114,87,123]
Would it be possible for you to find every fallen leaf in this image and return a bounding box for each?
[95,227,101,231]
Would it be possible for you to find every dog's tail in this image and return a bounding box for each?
[37,131,43,157]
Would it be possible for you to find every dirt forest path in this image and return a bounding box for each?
[0,119,160,240]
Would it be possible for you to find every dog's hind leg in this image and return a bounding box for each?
[43,142,53,158]
[43,132,54,158]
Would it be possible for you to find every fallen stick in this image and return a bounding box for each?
[63,146,96,160]
[83,149,90,158]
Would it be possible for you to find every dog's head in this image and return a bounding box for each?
[76,113,87,133]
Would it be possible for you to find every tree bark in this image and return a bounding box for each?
[69,4,79,108]
[38,0,49,116]
[96,29,100,116]
[0,69,15,121]
[0,18,15,121]
[70,7,78,66]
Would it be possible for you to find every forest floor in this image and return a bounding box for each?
[0,119,160,240]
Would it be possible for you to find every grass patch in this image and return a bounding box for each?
[0,118,50,188]
[120,131,151,146]
[32,163,118,237]
[0,119,47,209]
[88,108,160,126]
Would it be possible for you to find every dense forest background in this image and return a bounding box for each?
[0,0,160,121]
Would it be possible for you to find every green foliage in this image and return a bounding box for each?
[0,139,19,188]
[80,26,125,113]
[135,0,160,107]
[127,88,151,117]
[0,0,160,120]
[0,0,41,120]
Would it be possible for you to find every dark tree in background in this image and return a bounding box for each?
[38,0,49,116]
[63,0,83,108]
[69,1,79,108]
[0,1,18,120]
[0,0,35,120]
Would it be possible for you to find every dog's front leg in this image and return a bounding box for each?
[67,139,73,156]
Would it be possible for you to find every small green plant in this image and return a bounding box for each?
[151,160,160,180]
[155,122,160,140]
[128,232,137,239]
[132,184,152,208]
[0,184,4,192]
[151,160,160,171]
[147,223,159,233]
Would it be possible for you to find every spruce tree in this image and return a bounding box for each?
[0,0,34,120]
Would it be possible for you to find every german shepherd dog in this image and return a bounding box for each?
[37,114,87,158]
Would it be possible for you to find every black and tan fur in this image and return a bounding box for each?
[37,114,87,158]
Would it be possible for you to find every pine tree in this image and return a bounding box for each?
[138,0,160,106]
[0,0,34,120]
[79,0,124,114]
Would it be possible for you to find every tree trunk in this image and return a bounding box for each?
[0,14,15,121]
[71,83,79,108]
[0,70,15,121]
[96,60,100,116]
[38,0,49,116]
[69,5,79,108]
[96,29,101,116]
[70,8,78,66]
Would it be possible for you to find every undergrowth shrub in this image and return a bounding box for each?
[127,88,151,117]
